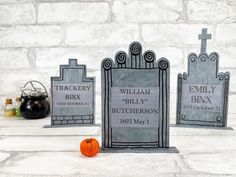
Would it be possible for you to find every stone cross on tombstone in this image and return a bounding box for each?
[198,28,212,53]
[176,28,230,127]
[50,59,95,127]
[101,41,170,149]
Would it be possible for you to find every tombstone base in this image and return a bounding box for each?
[172,124,233,130]
[43,124,101,128]
[177,120,224,127]
[101,147,179,153]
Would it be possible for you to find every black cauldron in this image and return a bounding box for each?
[20,81,50,119]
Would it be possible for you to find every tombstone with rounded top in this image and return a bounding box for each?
[101,41,170,149]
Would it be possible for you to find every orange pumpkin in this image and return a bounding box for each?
[80,138,100,157]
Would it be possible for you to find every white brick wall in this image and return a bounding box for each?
[216,24,236,44]
[0,3,35,25]
[65,24,139,46]
[112,0,182,22]
[142,24,213,46]
[0,26,62,47]
[187,0,228,22]
[0,0,235,120]
[38,2,109,24]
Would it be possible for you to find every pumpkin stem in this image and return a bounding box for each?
[85,138,92,143]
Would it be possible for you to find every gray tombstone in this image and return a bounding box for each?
[101,41,170,149]
[176,28,230,127]
[51,59,95,126]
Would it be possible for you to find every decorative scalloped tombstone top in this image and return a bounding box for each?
[176,28,230,127]
[51,59,95,126]
[101,41,170,149]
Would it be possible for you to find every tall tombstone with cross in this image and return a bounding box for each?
[101,41,170,149]
[176,28,230,127]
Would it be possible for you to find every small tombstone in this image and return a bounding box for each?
[176,28,230,127]
[51,59,95,126]
[101,41,170,149]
